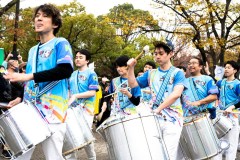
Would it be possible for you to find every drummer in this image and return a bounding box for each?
[216,60,240,160]
[4,4,74,159]
[140,61,156,103]
[127,39,185,160]
[177,57,219,159]
[102,55,141,116]
[181,57,218,119]
[67,49,99,160]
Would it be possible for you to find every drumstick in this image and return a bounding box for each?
[217,110,240,114]
[135,50,144,60]
[104,92,119,98]
[104,87,130,98]
[135,45,150,60]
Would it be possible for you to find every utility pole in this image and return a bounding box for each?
[12,0,20,59]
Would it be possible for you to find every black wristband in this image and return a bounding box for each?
[234,101,240,109]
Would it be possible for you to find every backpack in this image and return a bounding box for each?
[0,73,12,102]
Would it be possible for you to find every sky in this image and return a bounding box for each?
[1,0,159,17]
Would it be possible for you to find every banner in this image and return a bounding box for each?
[0,48,4,65]
[214,65,225,80]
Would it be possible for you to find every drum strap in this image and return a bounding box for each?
[36,80,61,98]
[153,66,175,109]
[33,40,61,100]
[189,78,209,112]
[221,79,226,108]
[152,66,177,123]
[189,78,200,101]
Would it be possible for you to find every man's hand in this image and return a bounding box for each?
[6,53,13,61]
[224,105,235,116]
[187,101,201,107]
[18,54,24,63]
[119,88,131,98]
[4,73,33,82]
[8,97,22,108]
[204,62,211,75]
[153,107,162,114]
[127,58,137,68]
[68,94,76,106]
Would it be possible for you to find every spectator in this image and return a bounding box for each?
[0,56,24,159]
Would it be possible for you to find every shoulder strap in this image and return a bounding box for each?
[220,79,226,107]
[189,78,200,101]
[36,81,61,98]
[35,38,62,99]
[153,66,175,109]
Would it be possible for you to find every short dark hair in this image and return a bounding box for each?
[144,61,156,69]
[0,65,5,69]
[115,55,129,67]
[177,66,186,72]
[34,4,62,35]
[224,60,239,77]
[75,49,91,60]
[153,39,174,54]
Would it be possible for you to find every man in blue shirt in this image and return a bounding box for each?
[181,57,218,118]
[67,49,98,160]
[4,4,73,160]
[127,40,185,160]
[216,60,240,160]
[104,55,141,116]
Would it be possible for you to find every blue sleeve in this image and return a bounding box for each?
[88,72,99,90]
[236,83,240,97]
[56,39,73,68]
[207,78,218,95]
[136,70,149,88]
[216,80,222,88]
[183,78,189,90]
[173,70,186,88]
[1,61,7,69]
[108,80,114,94]
[131,86,141,98]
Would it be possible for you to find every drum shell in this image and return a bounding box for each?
[180,115,220,160]
[97,114,168,160]
[212,115,233,139]
[63,107,95,156]
[0,101,52,157]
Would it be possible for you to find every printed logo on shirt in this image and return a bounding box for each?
[159,76,173,85]
[79,75,87,81]
[39,49,53,58]
[169,77,174,85]
[195,80,206,86]
[93,75,98,81]
[65,44,71,52]
[227,85,234,90]
[159,76,165,82]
